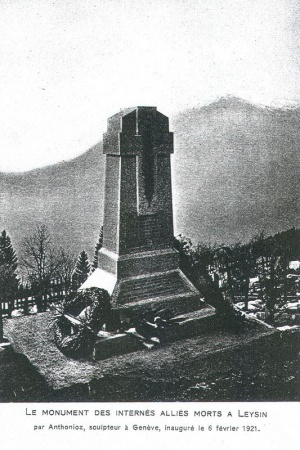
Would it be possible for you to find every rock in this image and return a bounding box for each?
[11,309,23,317]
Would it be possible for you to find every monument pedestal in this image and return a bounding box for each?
[114,269,202,319]
[96,245,204,319]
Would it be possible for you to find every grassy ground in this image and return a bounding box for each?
[0,314,299,402]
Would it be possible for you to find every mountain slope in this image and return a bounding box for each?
[0,97,299,261]
[0,143,105,260]
[172,97,299,244]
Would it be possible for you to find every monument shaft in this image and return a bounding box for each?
[95,107,201,317]
[99,107,177,278]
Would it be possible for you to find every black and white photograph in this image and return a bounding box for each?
[0,1,299,448]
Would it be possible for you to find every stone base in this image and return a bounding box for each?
[98,247,179,279]
[114,269,202,319]
[80,267,204,321]
[2,312,276,395]
[93,304,216,360]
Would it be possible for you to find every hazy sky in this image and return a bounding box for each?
[1,0,299,172]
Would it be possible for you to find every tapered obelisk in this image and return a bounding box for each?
[86,107,202,318]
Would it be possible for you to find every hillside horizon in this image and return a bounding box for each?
[1,96,299,262]
[2,96,300,177]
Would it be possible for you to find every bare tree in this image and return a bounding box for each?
[21,225,75,310]
[22,226,56,279]
[57,248,76,289]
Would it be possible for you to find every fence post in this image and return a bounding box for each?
[36,294,42,313]
[23,296,29,315]
[43,292,48,312]
[0,300,4,342]
[7,300,13,319]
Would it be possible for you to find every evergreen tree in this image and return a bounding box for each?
[92,227,103,271]
[0,230,18,271]
[73,251,91,285]
[0,230,19,300]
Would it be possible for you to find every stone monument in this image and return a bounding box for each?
[3,107,216,366]
[83,106,208,322]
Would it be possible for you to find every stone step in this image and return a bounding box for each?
[118,271,190,305]
[117,294,203,320]
[94,305,216,360]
